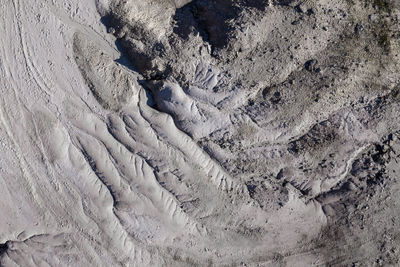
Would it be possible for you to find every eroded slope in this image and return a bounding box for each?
[0,0,399,266]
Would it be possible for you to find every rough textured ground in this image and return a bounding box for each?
[0,0,400,266]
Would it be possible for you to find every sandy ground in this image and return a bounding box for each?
[0,0,400,266]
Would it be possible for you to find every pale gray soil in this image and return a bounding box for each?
[0,0,399,266]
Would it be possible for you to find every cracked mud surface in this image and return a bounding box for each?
[0,0,400,266]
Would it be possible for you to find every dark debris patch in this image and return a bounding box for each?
[0,242,7,257]
[173,0,269,49]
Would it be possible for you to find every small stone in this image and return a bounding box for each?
[354,23,364,34]
[294,4,303,13]
[304,59,319,72]
[107,27,115,34]
[307,8,315,16]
